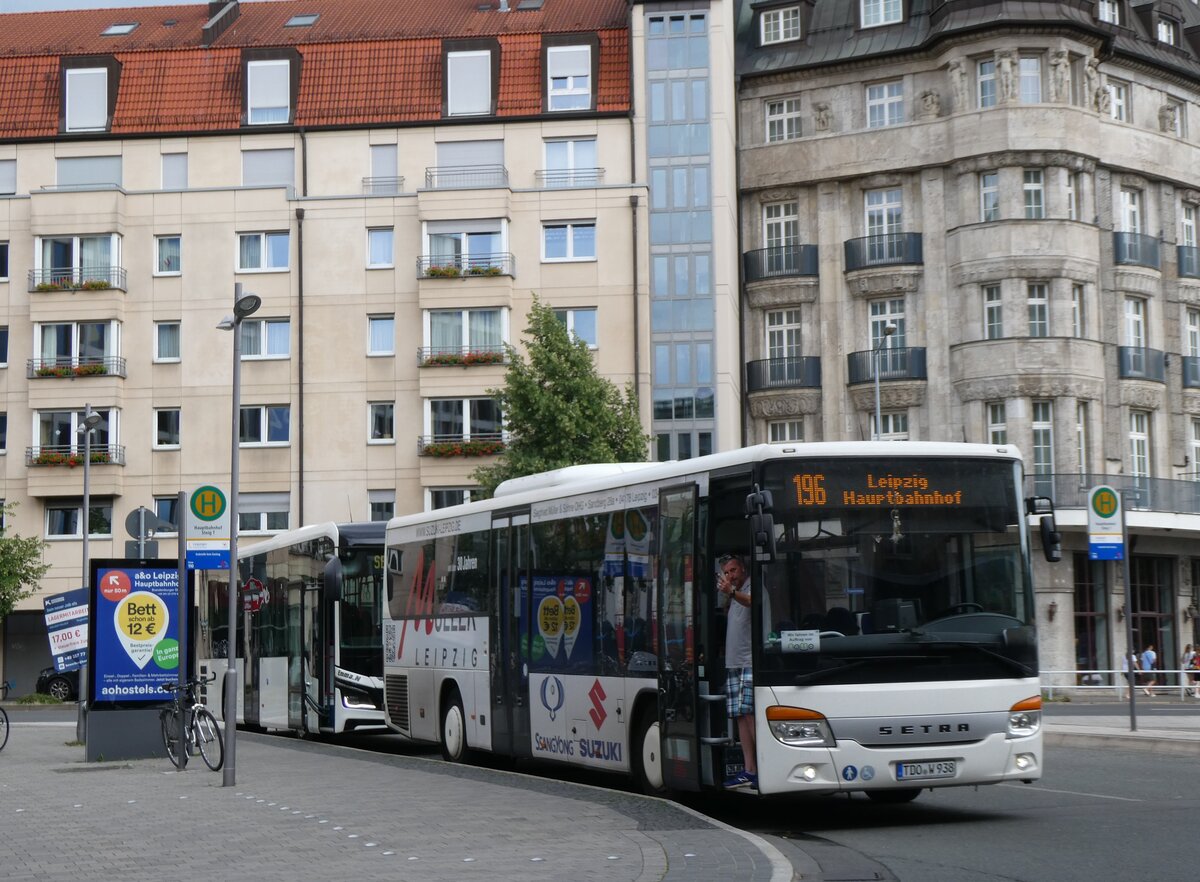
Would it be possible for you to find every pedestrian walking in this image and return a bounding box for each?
[1184,643,1199,698]
[1140,643,1158,696]
[1120,651,1139,700]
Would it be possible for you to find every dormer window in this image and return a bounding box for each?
[546,45,591,111]
[246,59,290,124]
[65,68,108,132]
[861,0,901,28]
[446,49,493,116]
[761,6,801,44]
[1097,0,1121,24]
[1158,17,1179,45]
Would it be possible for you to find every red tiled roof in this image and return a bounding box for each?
[0,0,631,138]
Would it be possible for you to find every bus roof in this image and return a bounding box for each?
[236,520,385,561]
[387,441,1024,533]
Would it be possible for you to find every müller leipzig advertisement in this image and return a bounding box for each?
[89,563,181,705]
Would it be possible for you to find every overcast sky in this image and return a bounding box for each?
[1,0,278,11]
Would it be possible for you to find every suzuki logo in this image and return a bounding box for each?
[588,679,607,729]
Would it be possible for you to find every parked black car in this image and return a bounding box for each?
[35,666,79,701]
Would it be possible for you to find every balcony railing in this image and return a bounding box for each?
[361,176,405,195]
[1184,355,1200,388]
[424,165,508,189]
[28,266,127,292]
[1113,232,1161,269]
[743,245,819,282]
[1179,245,1200,279]
[846,346,928,384]
[417,434,505,457]
[26,444,125,467]
[745,357,821,392]
[535,168,605,188]
[27,356,126,379]
[417,345,507,367]
[417,253,515,279]
[1025,472,1200,516]
[1117,346,1166,381]
[843,233,923,272]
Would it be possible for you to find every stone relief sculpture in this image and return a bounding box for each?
[918,89,941,119]
[813,101,831,131]
[1095,81,1111,115]
[1159,103,1179,133]
[1049,50,1070,102]
[948,58,968,111]
[996,50,1016,102]
[1085,57,1102,110]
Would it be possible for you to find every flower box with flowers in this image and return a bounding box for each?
[35,365,72,377]
[424,265,462,278]
[422,439,505,457]
[72,363,108,376]
[423,350,505,367]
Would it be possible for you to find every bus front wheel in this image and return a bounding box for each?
[633,710,667,796]
[440,692,470,763]
[866,788,921,804]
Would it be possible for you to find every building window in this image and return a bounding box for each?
[979,171,999,222]
[0,325,8,366]
[154,496,179,533]
[447,50,492,116]
[37,408,115,455]
[369,402,395,443]
[368,315,395,356]
[239,405,290,446]
[874,411,909,440]
[1032,400,1054,484]
[553,307,598,348]
[0,412,6,452]
[544,138,599,186]
[546,45,591,111]
[1188,308,1200,358]
[1098,0,1120,24]
[764,201,799,252]
[1019,56,1042,103]
[426,221,504,266]
[242,148,295,187]
[1023,170,1045,219]
[1184,205,1197,248]
[1120,188,1142,233]
[427,308,504,354]
[247,59,290,124]
[977,58,997,108]
[0,242,8,280]
[1130,410,1151,481]
[161,153,187,189]
[155,235,181,275]
[543,222,596,261]
[35,320,118,367]
[428,488,473,511]
[0,159,15,195]
[1027,283,1049,337]
[865,187,902,239]
[369,490,395,522]
[155,322,180,362]
[1072,284,1086,338]
[237,232,289,271]
[367,228,394,268]
[761,6,801,44]
[427,398,503,440]
[238,493,289,533]
[1108,79,1129,122]
[765,98,801,142]
[766,309,802,375]
[1158,18,1179,45]
[1066,172,1080,221]
[861,0,902,28]
[768,420,803,442]
[984,285,1003,339]
[987,402,1007,444]
[1192,420,1200,479]
[1077,402,1091,476]
[46,500,113,539]
[36,233,119,283]
[57,156,121,188]
[866,80,904,128]
[154,408,180,448]
[1124,296,1146,348]
[65,67,108,132]
[240,318,290,359]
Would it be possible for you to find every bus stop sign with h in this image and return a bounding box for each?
[185,485,231,570]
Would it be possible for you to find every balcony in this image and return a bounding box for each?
[1180,245,1200,279]
[424,165,508,189]
[417,253,515,279]
[1113,232,1160,270]
[417,346,507,368]
[26,444,126,467]
[745,357,821,392]
[743,245,818,282]
[28,266,127,292]
[843,233,922,272]
[362,176,405,195]
[28,356,126,379]
[1025,472,1200,516]
[846,347,927,384]
[1117,346,1166,382]
[417,434,505,457]
[535,168,605,188]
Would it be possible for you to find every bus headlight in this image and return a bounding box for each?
[1006,696,1041,738]
[766,706,836,748]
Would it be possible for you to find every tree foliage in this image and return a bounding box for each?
[0,502,51,622]
[472,297,648,495]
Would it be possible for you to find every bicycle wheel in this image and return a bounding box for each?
[193,708,224,772]
[160,708,184,769]
[0,706,9,752]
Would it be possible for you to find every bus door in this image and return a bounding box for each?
[491,513,532,757]
[657,484,702,791]
[242,599,260,727]
[287,580,322,733]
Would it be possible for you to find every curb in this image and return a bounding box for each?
[1045,730,1200,756]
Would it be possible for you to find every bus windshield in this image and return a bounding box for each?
[339,545,384,678]
[755,456,1036,685]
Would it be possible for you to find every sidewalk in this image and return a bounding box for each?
[1044,695,1200,756]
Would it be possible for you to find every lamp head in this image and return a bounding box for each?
[78,410,103,433]
[234,293,262,320]
[883,323,898,337]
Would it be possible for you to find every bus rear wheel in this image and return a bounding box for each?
[632,710,667,796]
[440,692,470,763]
[867,788,921,804]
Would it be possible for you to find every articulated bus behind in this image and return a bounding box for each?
[198,521,386,735]
[382,443,1058,800]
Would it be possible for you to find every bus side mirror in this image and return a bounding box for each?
[744,489,774,517]
[1039,515,1062,563]
[323,555,344,603]
[751,513,777,563]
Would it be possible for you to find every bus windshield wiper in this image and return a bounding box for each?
[793,656,919,686]
[914,638,1035,678]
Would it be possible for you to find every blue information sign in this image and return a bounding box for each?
[43,588,90,673]
[90,564,181,704]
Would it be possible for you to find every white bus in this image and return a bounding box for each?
[383,443,1059,799]
[198,522,386,735]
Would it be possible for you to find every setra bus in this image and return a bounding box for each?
[198,521,386,735]
[382,443,1060,799]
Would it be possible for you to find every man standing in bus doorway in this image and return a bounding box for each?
[718,554,757,790]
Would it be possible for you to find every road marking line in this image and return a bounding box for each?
[1000,783,1141,802]
[11,722,77,727]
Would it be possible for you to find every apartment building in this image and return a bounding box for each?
[0,0,692,688]
[735,0,1200,682]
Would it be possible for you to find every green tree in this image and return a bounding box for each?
[472,297,648,495]
[0,502,50,622]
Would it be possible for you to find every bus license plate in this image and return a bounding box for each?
[896,760,956,781]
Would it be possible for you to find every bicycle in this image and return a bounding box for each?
[160,674,223,771]
[0,680,10,752]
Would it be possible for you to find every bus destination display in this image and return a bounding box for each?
[791,471,965,508]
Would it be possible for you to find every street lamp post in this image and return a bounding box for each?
[872,323,897,441]
[75,404,103,742]
[216,283,261,787]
